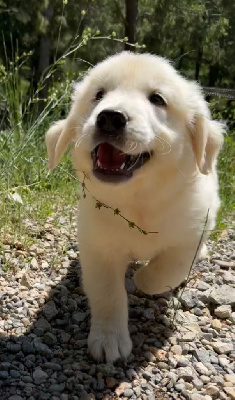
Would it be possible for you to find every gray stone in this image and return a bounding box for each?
[176,355,190,367]
[43,332,57,345]
[197,281,211,291]
[9,397,24,400]
[126,369,138,380]
[75,339,87,348]
[194,362,210,375]
[59,332,71,343]
[22,376,33,383]
[125,277,136,294]
[175,383,185,391]
[177,367,194,382]
[190,395,205,400]
[193,307,203,316]
[197,289,212,303]
[43,300,58,321]
[212,341,233,354]
[33,368,48,384]
[43,362,62,371]
[0,370,9,379]
[206,385,220,398]
[167,372,177,384]
[214,260,234,269]
[9,370,21,378]
[80,395,94,400]
[72,311,86,324]
[192,377,203,390]
[61,396,69,400]
[6,342,21,353]
[143,370,154,380]
[48,383,65,392]
[157,362,169,370]
[34,341,52,357]
[202,333,213,341]
[123,387,134,396]
[209,284,235,306]
[193,348,211,364]
[144,351,156,362]
[97,379,105,390]
[143,308,155,320]
[0,362,11,370]
[171,345,182,355]
[214,304,232,319]
[21,339,35,354]
[223,271,235,283]
[179,323,202,342]
[34,317,51,335]
[180,291,198,308]
[229,312,235,323]
[218,357,230,367]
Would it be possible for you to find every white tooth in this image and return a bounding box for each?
[97,160,101,167]
[120,162,125,170]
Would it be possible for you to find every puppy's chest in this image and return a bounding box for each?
[125,207,157,233]
[120,207,164,260]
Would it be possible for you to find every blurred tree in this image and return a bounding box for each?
[125,0,138,50]
[0,0,234,116]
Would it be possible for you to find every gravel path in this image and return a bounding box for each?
[0,209,234,400]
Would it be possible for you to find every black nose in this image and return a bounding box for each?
[96,109,127,133]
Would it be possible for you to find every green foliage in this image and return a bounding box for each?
[218,135,235,217]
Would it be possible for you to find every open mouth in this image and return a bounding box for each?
[91,142,152,183]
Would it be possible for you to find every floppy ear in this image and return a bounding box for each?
[45,118,75,170]
[190,113,224,175]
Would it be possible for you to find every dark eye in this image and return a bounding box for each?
[95,89,105,101]
[149,93,166,106]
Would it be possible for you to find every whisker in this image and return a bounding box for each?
[75,132,89,149]
[127,148,142,171]
[155,135,172,155]
[127,141,138,154]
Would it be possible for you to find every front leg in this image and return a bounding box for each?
[134,244,201,295]
[80,247,132,362]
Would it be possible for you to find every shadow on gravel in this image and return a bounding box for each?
[0,258,174,400]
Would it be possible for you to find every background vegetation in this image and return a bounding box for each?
[0,0,234,246]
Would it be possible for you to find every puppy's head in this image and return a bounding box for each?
[46,52,224,184]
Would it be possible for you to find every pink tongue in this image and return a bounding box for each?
[97,143,126,169]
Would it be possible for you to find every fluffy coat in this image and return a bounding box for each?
[46,52,224,362]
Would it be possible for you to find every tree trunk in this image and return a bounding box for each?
[195,47,203,81]
[206,64,220,101]
[125,0,138,51]
[35,4,54,110]
[177,47,185,70]
[208,64,219,87]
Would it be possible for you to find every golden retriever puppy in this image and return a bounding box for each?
[46,52,224,362]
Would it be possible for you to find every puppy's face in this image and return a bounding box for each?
[46,53,224,182]
[73,53,191,183]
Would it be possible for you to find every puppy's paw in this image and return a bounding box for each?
[134,266,161,295]
[134,265,175,295]
[88,328,132,362]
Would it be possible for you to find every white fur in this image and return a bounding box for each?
[45,52,224,362]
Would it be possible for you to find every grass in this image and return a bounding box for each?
[0,126,77,247]
[217,135,235,229]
